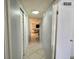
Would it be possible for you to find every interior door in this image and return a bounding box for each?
[55,0,74,59]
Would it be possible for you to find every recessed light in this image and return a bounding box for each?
[32,11,39,14]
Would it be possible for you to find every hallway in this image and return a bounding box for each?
[24,42,46,59]
[4,0,74,59]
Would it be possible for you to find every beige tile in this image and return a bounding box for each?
[24,42,46,59]
[24,55,30,59]
[36,49,45,57]
[29,53,41,59]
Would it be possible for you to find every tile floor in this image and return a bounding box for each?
[24,42,46,59]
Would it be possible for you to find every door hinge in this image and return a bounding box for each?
[57,11,59,15]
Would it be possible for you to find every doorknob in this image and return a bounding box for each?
[70,40,73,42]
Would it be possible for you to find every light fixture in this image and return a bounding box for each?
[32,11,39,14]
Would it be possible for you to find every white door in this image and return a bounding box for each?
[56,0,74,59]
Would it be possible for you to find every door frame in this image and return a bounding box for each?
[20,8,25,59]
[51,3,58,59]
[4,0,10,59]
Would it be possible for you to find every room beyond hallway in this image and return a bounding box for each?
[24,41,46,59]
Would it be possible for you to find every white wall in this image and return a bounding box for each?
[41,6,52,59]
[7,0,29,59]
[56,0,74,59]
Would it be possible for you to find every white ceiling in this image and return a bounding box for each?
[19,0,53,18]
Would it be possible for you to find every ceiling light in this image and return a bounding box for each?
[32,11,39,14]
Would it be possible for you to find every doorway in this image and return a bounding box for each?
[29,17,41,42]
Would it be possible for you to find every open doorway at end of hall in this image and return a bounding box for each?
[29,17,41,43]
